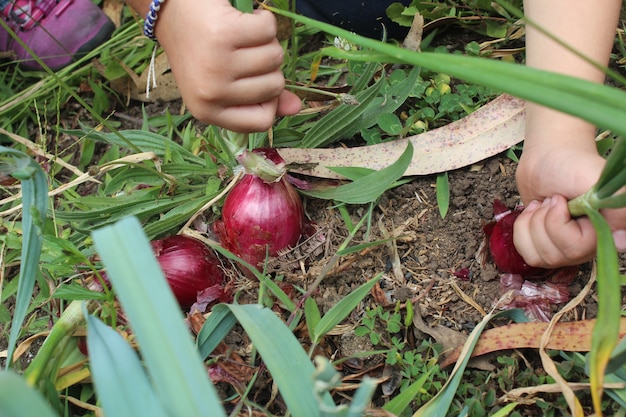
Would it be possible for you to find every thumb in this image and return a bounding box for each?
[275,90,302,117]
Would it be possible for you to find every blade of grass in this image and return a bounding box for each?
[311,274,382,344]
[413,308,525,417]
[583,208,621,416]
[85,312,169,417]
[382,370,433,416]
[195,305,240,360]
[305,297,322,344]
[199,303,335,417]
[92,216,226,417]
[205,241,297,312]
[302,142,413,204]
[299,75,384,148]
[1,147,48,369]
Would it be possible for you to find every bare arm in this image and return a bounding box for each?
[514,0,625,267]
[523,0,620,156]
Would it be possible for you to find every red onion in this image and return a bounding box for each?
[482,199,546,276]
[151,235,225,308]
[214,148,304,276]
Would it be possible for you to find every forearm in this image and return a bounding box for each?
[523,0,621,148]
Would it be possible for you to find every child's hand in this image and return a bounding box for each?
[514,132,626,268]
[154,0,301,132]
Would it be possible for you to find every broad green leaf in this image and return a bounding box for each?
[199,303,335,417]
[1,147,48,369]
[86,313,168,417]
[327,166,377,180]
[359,66,421,132]
[377,112,404,136]
[312,274,381,344]
[0,371,57,417]
[302,142,413,204]
[92,216,226,417]
[436,172,450,219]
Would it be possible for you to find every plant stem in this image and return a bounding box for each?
[23,300,95,389]
[568,188,598,218]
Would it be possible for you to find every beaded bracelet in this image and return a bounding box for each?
[143,0,165,40]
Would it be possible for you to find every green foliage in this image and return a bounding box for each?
[0,147,48,368]
[354,304,403,346]
[2,1,626,416]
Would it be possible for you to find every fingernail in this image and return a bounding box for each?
[541,197,551,208]
[614,230,626,252]
[526,200,540,211]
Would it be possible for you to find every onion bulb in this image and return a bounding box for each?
[151,235,225,308]
[214,148,304,276]
[482,199,546,276]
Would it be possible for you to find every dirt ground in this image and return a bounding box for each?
[285,152,598,346]
[202,145,605,413]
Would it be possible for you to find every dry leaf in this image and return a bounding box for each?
[279,94,525,178]
[102,0,125,27]
[413,304,494,370]
[440,317,626,368]
[370,282,391,306]
[208,342,256,393]
[108,52,181,103]
[402,11,424,52]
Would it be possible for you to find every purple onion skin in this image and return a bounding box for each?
[151,235,224,308]
[215,149,304,276]
[484,200,546,277]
